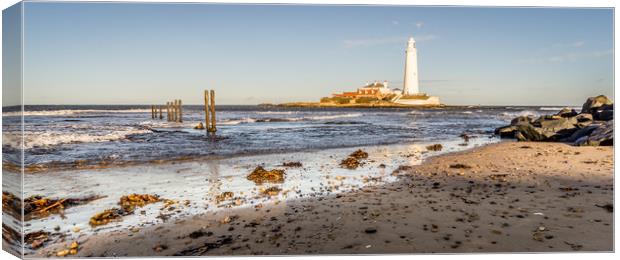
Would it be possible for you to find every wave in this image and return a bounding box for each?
[3,128,151,149]
[499,110,541,119]
[255,111,298,115]
[219,118,258,125]
[539,106,580,111]
[305,113,362,120]
[3,109,152,117]
[217,113,363,125]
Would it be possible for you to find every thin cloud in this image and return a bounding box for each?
[343,34,438,48]
[391,20,400,25]
[518,49,612,64]
[552,41,585,48]
[415,22,424,29]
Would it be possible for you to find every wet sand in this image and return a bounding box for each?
[34,141,613,256]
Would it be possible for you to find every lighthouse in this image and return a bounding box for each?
[402,37,419,96]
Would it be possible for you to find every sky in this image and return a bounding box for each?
[4,2,615,105]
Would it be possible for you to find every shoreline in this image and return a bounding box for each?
[30,141,613,256]
[4,138,480,174]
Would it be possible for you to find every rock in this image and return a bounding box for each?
[575,120,613,146]
[581,95,613,114]
[556,107,578,118]
[194,122,205,130]
[564,124,599,142]
[574,113,593,128]
[494,125,517,138]
[496,95,612,146]
[510,115,534,126]
[364,227,377,234]
[594,108,613,121]
[514,124,553,141]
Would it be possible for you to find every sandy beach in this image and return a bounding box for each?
[31,141,613,256]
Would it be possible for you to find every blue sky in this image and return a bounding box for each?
[12,3,615,105]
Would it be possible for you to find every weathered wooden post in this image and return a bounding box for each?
[209,90,216,133]
[177,99,183,123]
[159,105,163,119]
[171,101,177,122]
[168,102,172,122]
[151,105,155,119]
[204,90,210,131]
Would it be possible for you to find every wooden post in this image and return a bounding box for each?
[209,90,216,133]
[204,90,210,131]
[171,101,176,122]
[151,105,155,119]
[177,99,183,123]
[159,105,163,119]
[166,102,170,121]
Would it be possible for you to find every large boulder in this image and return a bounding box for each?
[581,95,613,114]
[556,107,578,118]
[574,120,613,146]
[574,113,593,128]
[563,124,599,142]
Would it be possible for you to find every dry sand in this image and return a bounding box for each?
[35,141,613,256]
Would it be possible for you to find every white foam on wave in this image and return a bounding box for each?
[499,110,541,119]
[3,109,152,117]
[305,113,362,120]
[219,118,259,125]
[255,111,298,115]
[539,106,580,111]
[3,128,151,149]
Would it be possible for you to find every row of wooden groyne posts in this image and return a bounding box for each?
[150,89,217,133]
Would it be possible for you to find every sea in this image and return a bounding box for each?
[2,105,579,171]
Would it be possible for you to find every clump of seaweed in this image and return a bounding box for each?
[247,166,285,184]
[349,149,369,159]
[426,144,443,151]
[449,163,472,169]
[261,187,282,196]
[25,230,49,249]
[340,149,370,169]
[90,194,162,227]
[340,157,361,169]
[282,161,302,167]
[119,194,160,213]
[2,192,22,219]
[215,192,235,203]
[11,193,104,221]
[89,208,124,226]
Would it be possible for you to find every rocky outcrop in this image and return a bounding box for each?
[495,95,613,146]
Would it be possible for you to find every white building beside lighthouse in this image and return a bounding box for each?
[402,37,419,96]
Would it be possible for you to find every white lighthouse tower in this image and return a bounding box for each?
[402,37,419,96]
